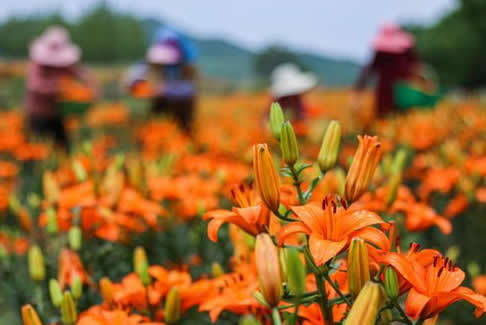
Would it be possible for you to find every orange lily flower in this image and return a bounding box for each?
[203,183,270,242]
[58,248,92,289]
[384,249,486,320]
[392,201,451,235]
[278,195,383,266]
[77,306,164,325]
[199,263,268,322]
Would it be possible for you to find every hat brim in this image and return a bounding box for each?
[271,73,318,98]
[30,42,80,67]
[146,45,181,65]
[373,33,415,54]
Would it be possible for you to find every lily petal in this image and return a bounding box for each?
[277,222,311,246]
[309,234,347,266]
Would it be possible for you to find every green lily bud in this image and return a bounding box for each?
[347,238,370,298]
[385,173,402,207]
[284,247,306,297]
[46,207,58,234]
[68,226,82,251]
[390,149,408,175]
[72,160,87,182]
[211,262,224,278]
[61,291,77,325]
[134,246,150,286]
[71,275,82,300]
[280,121,299,166]
[269,102,285,140]
[344,281,387,325]
[317,120,341,173]
[384,267,399,299]
[165,287,181,324]
[49,279,63,308]
[28,245,45,282]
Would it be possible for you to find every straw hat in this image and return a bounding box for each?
[270,63,317,98]
[29,26,81,67]
[373,23,415,54]
[146,41,182,65]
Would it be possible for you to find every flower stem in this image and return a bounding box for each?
[303,245,333,324]
[289,165,305,205]
[392,299,413,325]
[272,307,282,325]
[322,272,352,307]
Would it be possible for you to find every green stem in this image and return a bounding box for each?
[289,165,305,204]
[290,299,300,325]
[415,319,425,325]
[392,299,413,325]
[272,307,282,325]
[303,246,333,324]
[323,272,352,307]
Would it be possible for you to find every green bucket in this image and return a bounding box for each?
[59,101,92,117]
[394,82,442,111]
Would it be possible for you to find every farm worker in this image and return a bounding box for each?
[351,23,419,117]
[270,63,318,121]
[25,26,96,149]
[126,27,198,132]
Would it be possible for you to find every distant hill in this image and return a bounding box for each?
[143,19,361,87]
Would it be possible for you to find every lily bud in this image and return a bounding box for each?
[345,135,382,203]
[255,233,282,307]
[385,173,402,207]
[280,121,299,166]
[284,247,306,297]
[347,238,370,298]
[68,226,82,251]
[253,144,280,213]
[46,207,58,234]
[99,277,113,306]
[239,315,262,325]
[43,171,60,205]
[72,160,87,182]
[28,245,45,282]
[165,287,181,324]
[71,275,82,300]
[61,291,77,325]
[390,149,408,175]
[211,262,224,278]
[269,102,285,140]
[49,279,63,307]
[134,246,150,286]
[318,120,341,173]
[384,267,399,299]
[21,304,43,325]
[344,281,387,325]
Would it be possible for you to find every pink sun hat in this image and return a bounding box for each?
[372,23,415,54]
[29,26,81,67]
[146,42,182,65]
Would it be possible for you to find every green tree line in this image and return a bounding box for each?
[0,4,148,62]
[409,0,486,89]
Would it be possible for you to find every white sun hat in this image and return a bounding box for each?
[29,26,81,67]
[270,63,318,98]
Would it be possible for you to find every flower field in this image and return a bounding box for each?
[2,89,486,324]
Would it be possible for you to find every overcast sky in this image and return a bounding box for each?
[1,0,457,62]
